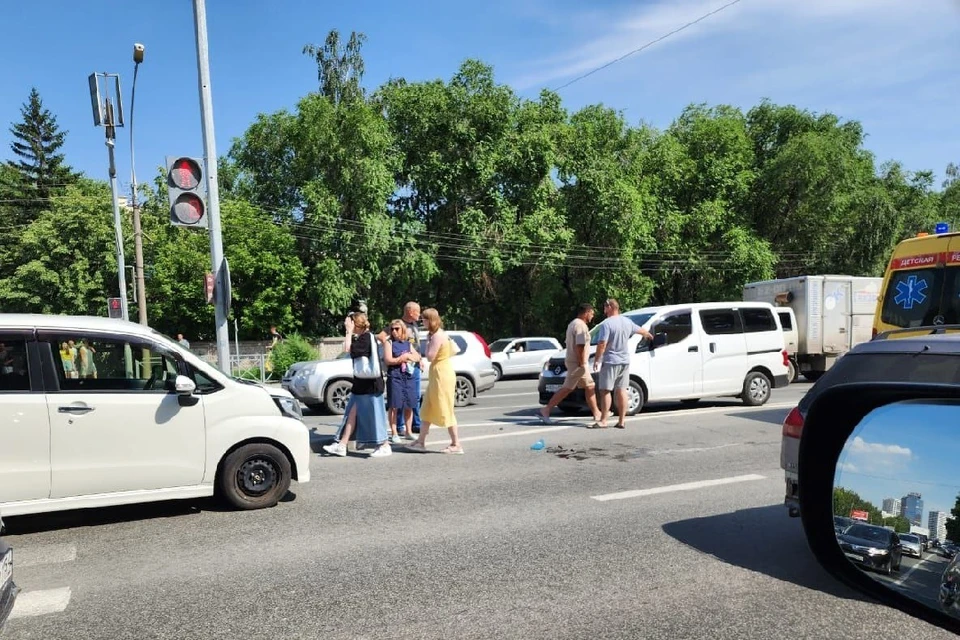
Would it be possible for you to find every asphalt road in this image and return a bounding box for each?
[873,550,953,611]
[4,378,957,639]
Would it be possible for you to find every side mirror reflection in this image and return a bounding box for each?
[833,400,960,618]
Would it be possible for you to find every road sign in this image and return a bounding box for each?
[936,222,950,235]
[851,510,870,521]
[204,272,215,305]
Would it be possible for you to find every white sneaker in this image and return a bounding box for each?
[370,444,393,458]
[390,435,403,444]
[347,441,357,452]
[323,442,347,457]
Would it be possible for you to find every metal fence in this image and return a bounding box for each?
[227,353,280,383]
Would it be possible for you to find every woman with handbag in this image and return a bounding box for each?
[322,313,392,458]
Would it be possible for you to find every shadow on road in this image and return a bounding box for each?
[731,408,792,426]
[662,504,872,602]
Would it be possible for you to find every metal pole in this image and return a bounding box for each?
[192,0,230,373]
[105,99,129,322]
[130,60,148,326]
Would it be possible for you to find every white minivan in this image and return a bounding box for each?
[537,302,791,415]
[0,314,311,517]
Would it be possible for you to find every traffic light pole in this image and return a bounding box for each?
[105,104,130,323]
[192,0,231,374]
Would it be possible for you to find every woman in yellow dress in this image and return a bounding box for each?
[406,308,463,454]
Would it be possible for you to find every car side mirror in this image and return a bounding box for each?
[652,333,668,348]
[174,375,196,396]
[799,383,960,635]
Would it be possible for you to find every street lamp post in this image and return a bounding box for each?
[130,43,148,326]
[88,72,129,322]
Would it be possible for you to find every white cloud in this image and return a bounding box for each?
[847,436,913,459]
[512,0,958,91]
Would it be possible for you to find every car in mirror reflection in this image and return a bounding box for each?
[836,523,903,576]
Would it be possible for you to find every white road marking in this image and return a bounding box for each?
[9,587,72,620]
[16,543,77,568]
[458,403,530,412]
[591,474,766,502]
[896,553,934,585]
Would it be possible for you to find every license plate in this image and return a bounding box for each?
[545,384,561,393]
[0,549,11,591]
[844,553,864,563]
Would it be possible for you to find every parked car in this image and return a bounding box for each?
[781,325,960,518]
[537,302,789,416]
[837,523,903,576]
[0,314,311,517]
[0,514,18,634]
[488,337,561,380]
[941,553,960,613]
[284,330,497,414]
[900,533,924,559]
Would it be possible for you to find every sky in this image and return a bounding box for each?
[835,400,960,523]
[1,0,958,196]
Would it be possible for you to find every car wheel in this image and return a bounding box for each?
[802,370,824,382]
[455,375,474,407]
[613,379,645,416]
[882,559,893,576]
[787,358,798,384]
[894,558,902,572]
[324,380,353,415]
[493,364,502,381]
[219,443,292,510]
[742,372,772,406]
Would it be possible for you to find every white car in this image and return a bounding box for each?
[488,337,562,380]
[0,314,311,517]
[284,330,497,414]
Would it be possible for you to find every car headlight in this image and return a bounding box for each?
[274,395,303,421]
[868,548,889,556]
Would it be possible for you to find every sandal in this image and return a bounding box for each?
[615,423,626,429]
[441,446,464,455]
[586,423,608,429]
[405,441,428,453]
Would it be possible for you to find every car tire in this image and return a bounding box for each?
[787,358,799,384]
[742,372,772,406]
[894,558,902,572]
[613,379,645,416]
[324,379,353,415]
[218,443,292,510]
[882,559,893,576]
[455,375,474,407]
[802,371,824,382]
[493,364,502,381]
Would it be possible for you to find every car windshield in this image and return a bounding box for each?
[489,339,512,353]
[900,535,920,543]
[589,312,655,345]
[845,525,891,544]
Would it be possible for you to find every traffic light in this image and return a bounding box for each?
[165,156,208,228]
[107,297,123,319]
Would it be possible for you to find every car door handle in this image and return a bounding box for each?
[59,405,94,415]
[710,343,717,353]
[688,346,699,352]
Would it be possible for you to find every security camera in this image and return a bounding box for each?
[133,43,145,64]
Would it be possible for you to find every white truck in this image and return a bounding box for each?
[742,275,882,382]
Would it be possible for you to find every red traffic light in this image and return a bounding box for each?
[172,193,205,225]
[169,157,202,190]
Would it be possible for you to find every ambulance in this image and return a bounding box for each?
[873,223,960,338]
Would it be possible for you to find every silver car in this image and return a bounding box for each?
[900,534,923,559]
[489,337,561,381]
[283,330,497,414]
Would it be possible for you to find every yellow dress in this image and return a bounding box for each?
[420,334,457,428]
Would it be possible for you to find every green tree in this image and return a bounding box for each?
[833,487,884,526]
[883,515,912,533]
[5,88,76,224]
[303,29,367,105]
[946,494,960,543]
[0,179,128,314]
[146,197,306,340]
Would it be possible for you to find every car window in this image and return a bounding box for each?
[653,312,692,344]
[778,311,793,331]
[590,312,654,345]
[741,308,777,333]
[530,340,557,351]
[699,309,743,335]
[0,337,30,392]
[45,334,181,392]
[880,267,944,328]
[451,336,467,354]
[489,339,511,353]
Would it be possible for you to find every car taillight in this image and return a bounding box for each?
[872,327,878,339]
[473,332,492,358]
[782,406,804,439]
[782,350,789,367]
